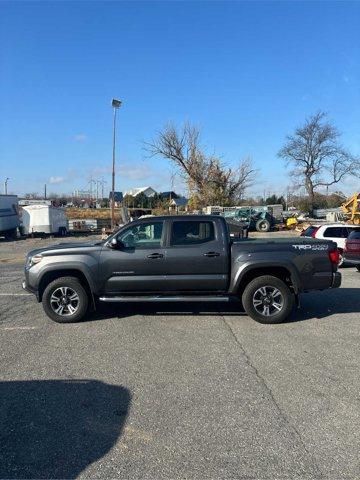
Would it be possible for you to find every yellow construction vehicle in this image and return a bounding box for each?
[341,193,360,224]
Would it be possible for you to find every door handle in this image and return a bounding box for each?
[147,253,164,259]
[203,252,220,257]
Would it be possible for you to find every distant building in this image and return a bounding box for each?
[124,186,157,198]
[109,191,123,207]
[169,197,188,212]
[160,191,179,200]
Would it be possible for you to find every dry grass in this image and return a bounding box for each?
[66,208,119,220]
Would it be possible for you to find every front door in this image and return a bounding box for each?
[100,220,167,293]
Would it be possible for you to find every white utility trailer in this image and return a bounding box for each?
[22,205,68,236]
[0,194,20,238]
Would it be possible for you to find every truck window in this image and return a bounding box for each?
[171,221,215,246]
[117,221,164,249]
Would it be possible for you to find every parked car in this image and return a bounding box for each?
[344,230,360,272]
[300,223,360,265]
[23,215,341,325]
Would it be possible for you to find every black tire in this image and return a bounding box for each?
[256,219,271,232]
[4,228,17,240]
[42,276,89,323]
[58,227,67,237]
[356,265,360,272]
[242,275,294,324]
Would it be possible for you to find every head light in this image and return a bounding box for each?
[29,254,43,267]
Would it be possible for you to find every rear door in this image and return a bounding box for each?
[163,218,229,292]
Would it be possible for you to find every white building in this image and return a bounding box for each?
[124,186,157,198]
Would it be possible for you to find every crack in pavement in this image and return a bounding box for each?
[220,315,324,479]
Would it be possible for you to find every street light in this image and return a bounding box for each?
[111,98,122,229]
[4,177,9,195]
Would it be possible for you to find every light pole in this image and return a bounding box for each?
[4,177,10,194]
[111,98,122,229]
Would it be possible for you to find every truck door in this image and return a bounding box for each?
[100,220,168,293]
[164,219,228,292]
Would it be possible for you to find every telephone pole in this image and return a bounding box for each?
[4,177,9,194]
[111,98,122,229]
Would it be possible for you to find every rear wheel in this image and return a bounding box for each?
[242,275,294,324]
[42,276,89,323]
[255,219,271,232]
[356,265,360,272]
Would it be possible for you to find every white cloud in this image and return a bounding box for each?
[73,133,87,142]
[49,176,66,185]
[47,169,77,186]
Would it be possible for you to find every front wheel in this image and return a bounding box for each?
[356,265,360,272]
[42,276,89,323]
[242,275,294,324]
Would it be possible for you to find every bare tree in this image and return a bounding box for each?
[278,111,359,210]
[146,123,256,207]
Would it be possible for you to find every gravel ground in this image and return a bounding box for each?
[0,233,359,479]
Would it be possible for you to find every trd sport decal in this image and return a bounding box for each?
[292,244,328,251]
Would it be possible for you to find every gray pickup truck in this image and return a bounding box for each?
[23,215,341,324]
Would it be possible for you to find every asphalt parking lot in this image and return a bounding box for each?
[0,236,359,479]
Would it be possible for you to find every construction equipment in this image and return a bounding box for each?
[286,217,298,229]
[341,193,360,225]
[222,206,279,232]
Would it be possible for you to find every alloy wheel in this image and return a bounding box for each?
[50,286,80,316]
[252,286,284,317]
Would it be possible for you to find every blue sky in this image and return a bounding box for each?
[0,1,359,197]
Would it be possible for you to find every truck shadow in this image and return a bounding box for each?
[292,287,360,321]
[0,379,131,479]
[90,287,360,323]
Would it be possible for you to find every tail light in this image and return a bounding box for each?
[329,250,340,265]
[311,227,320,238]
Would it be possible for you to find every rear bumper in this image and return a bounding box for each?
[331,272,341,288]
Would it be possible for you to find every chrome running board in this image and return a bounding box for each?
[99,295,230,303]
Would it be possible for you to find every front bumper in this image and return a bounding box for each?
[22,279,39,299]
[332,272,341,288]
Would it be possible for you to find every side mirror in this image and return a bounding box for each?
[108,238,125,249]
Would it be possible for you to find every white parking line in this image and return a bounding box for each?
[0,293,32,296]
[1,326,38,331]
